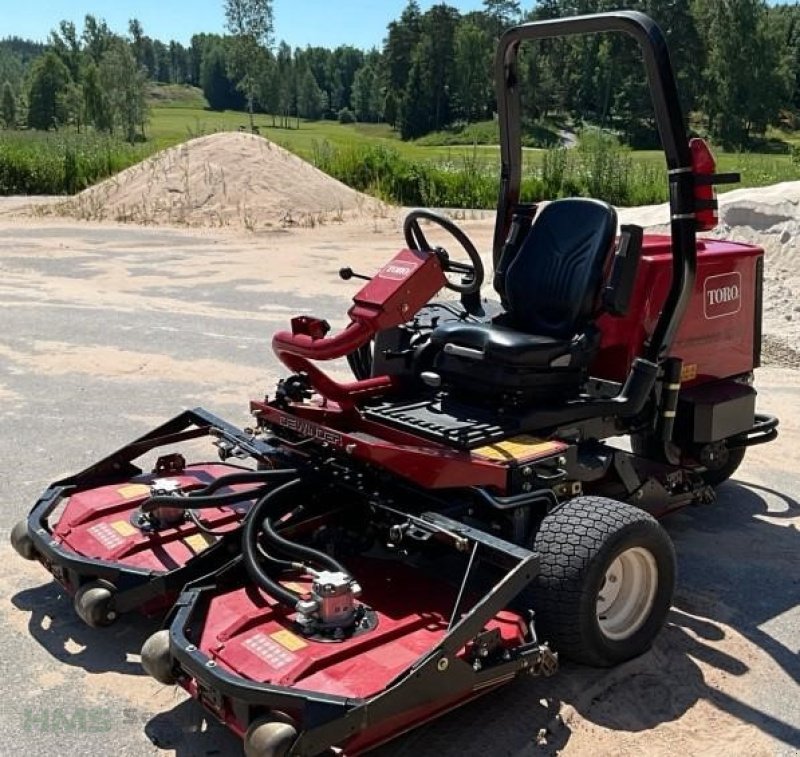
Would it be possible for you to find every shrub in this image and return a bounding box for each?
[337,108,356,125]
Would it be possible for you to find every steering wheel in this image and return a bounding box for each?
[403,209,485,295]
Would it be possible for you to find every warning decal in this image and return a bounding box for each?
[244,632,298,670]
[473,435,565,463]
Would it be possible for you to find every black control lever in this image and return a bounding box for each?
[339,267,371,282]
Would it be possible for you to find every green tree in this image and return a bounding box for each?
[697,0,788,145]
[276,41,295,127]
[57,80,84,130]
[99,39,148,142]
[297,67,325,119]
[27,51,70,129]
[453,21,492,121]
[81,15,112,65]
[384,1,422,126]
[400,36,436,138]
[49,21,82,80]
[83,61,112,132]
[1,80,16,128]
[225,0,274,130]
[351,60,383,122]
[200,41,244,111]
[482,0,521,37]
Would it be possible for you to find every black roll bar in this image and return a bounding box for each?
[493,10,697,363]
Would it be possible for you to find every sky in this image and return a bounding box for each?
[1,1,489,49]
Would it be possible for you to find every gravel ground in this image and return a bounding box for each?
[0,218,797,757]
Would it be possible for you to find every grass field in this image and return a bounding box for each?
[2,83,797,202]
[146,104,799,195]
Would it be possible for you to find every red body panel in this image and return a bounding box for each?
[192,558,527,753]
[594,236,762,384]
[252,401,525,491]
[52,463,253,574]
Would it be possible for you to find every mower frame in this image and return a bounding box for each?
[24,407,280,616]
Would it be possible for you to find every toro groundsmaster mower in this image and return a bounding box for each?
[13,10,778,756]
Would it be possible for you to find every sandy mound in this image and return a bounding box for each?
[54,132,382,229]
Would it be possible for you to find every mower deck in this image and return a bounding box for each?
[163,515,555,756]
[16,407,291,621]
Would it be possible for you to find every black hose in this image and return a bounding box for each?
[261,515,349,574]
[142,484,271,512]
[142,468,299,512]
[193,468,298,497]
[242,479,305,609]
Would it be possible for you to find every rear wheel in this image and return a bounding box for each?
[529,496,675,667]
[696,445,746,488]
[631,434,746,488]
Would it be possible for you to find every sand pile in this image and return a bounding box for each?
[56,132,381,229]
[620,181,800,365]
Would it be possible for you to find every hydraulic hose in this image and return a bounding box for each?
[242,479,306,609]
[261,514,349,574]
[193,468,298,496]
[142,485,272,512]
[142,468,299,511]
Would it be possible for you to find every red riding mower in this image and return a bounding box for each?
[12,11,777,757]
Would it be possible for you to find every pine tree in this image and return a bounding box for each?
[27,51,70,130]
[1,80,16,128]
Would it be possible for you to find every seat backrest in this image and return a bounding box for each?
[505,198,618,339]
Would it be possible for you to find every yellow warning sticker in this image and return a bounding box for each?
[184,533,215,552]
[271,629,308,652]
[117,484,150,499]
[473,435,564,463]
[681,363,698,382]
[110,520,137,537]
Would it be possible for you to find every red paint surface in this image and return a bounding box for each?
[272,249,446,406]
[52,463,254,572]
[252,402,511,491]
[191,557,526,752]
[594,236,763,383]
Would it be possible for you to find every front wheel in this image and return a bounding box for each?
[529,496,675,667]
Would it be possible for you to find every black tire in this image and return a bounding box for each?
[699,446,746,488]
[529,496,675,667]
[244,716,298,757]
[631,434,746,488]
[73,581,117,627]
[141,630,177,685]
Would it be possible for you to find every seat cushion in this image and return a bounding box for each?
[430,321,573,369]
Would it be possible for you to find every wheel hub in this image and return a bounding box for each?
[596,546,658,641]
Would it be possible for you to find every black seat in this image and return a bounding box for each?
[429,198,618,404]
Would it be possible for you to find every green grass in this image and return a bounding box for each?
[146,106,798,195]
[0,130,151,195]
[146,83,207,110]
[415,118,561,148]
[2,101,797,202]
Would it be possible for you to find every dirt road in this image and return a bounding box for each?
[0,216,797,756]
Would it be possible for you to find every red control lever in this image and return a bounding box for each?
[271,248,447,406]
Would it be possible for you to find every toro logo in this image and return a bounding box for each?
[703,272,742,319]
[379,260,419,281]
